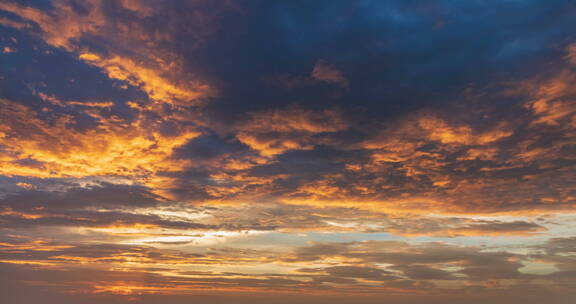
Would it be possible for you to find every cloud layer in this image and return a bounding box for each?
[0,0,575,303]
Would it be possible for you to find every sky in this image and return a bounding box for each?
[0,0,575,303]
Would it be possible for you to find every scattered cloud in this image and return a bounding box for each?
[0,0,575,302]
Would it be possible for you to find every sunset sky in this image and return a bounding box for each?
[0,1,575,303]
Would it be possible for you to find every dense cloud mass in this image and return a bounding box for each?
[0,0,575,303]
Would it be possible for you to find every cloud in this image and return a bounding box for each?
[379,217,547,237]
[280,75,575,214]
[0,0,215,106]
[320,266,394,280]
[0,98,199,179]
[235,106,348,156]
[3,236,574,299]
[311,59,348,88]
[1,1,576,302]
[388,264,455,280]
[289,240,542,284]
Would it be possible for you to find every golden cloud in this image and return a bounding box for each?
[0,99,199,179]
[0,0,214,106]
[236,106,348,156]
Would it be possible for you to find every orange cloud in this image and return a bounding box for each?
[0,0,214,106]
[0,99,199,179]
[418,115,512,145]
[236,106,348,156]
[525,71,576,127]
[311,59,348,87]
[78,52,212,106]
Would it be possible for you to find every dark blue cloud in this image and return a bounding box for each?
[183,0,576,123]
[3,0,575,125]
